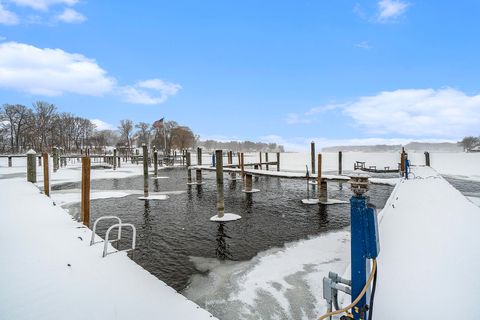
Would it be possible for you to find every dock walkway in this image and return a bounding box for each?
[0,178,217,320]
[374,166,480,319]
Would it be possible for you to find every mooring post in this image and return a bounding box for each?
[228,150,236,180]
[27,149,37,183]
[81,156,91,227]
[241,152,245,178]
[196,147,203,184]
[154,149,158,177]
[265,152,269,170]
[424,151,430,167]
[259,152,263,170]
[400,148,406,177]
[276,152,280,171]
[245,173,253,192]
[186,151,192,184]
[113,148,117,170]
[317,153,328,202]
[42,152,50,197]
[215,150,225,218]
[8,156,12,167]
[38,155,42,167]
[52,147,58,172]
[142,144,149,198]
[311,141,316,174]
[117,154,121,168]
[338,151,343,175]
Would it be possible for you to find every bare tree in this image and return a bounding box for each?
[2,104,31,152]
[118,119,133,149]
[135,122,151,147]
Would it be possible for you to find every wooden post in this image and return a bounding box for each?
[338,151,343,175]
[186,151,192,183]
[153,150,158,177]
[276,152,280,171]
[259,152,263,170]
[245,173,253,192]
[311,141,316,174]
[142,144,149,198]
[8,156,12,167]
[229,151,236,180]
[241,152,245,178]
[400,148,406,177]
[317,153,328,202]
[27,149,36,183]
[52,147,58,172]
[196,147,203,184]
[38,156,42,166]
[425,151,430,167]
[317,153,322,186]
[117,155,121,168]
[265,152,269,170]
[81,157,91,227]
[113,148,117,170]
[215,150,225,218]
[42,152,50,197]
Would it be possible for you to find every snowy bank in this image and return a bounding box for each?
[0,178,216,320]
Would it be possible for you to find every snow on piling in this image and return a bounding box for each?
[26,149,36,183]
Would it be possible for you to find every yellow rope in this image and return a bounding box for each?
[318,259,377,320]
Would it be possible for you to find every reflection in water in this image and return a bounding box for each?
[215,223,232,260]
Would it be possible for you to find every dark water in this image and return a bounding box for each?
[61,168,393,291]
[444,176,480,196]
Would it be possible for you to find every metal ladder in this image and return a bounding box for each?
[90,216,136,258]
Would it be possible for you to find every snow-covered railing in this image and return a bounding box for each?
[103,223,136,258]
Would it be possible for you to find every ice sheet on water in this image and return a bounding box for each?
[183,231,350,320]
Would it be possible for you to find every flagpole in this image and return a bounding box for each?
[163,119,167,156]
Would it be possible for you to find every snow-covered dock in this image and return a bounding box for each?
[0,178,217,320]
[374,166,480,319]
[188,165,351,181]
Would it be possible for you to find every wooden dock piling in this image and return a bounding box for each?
[240,153,245,178]
[8,156,12,167]
[245,174,253,192]
[142,144,149,198]
[153,150,158,177]
[317,153,327,202]
[196,147,203,184]
[81,156,91,227]
[52,147,58,172]
[38,156,42,167]
[113,148,117,170]
[311,142,316,174]
[276,152,280,171]
[42,152,49,197]
[338,151,343,175]
[259,152,263,170]
[424,151,430,167]
[265,153,269,170]
[186,151,192,184]
[27,149,36,183]
[215,150,225,218]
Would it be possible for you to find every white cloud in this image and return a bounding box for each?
[343,88,480,137]
[355,41,372,49]
[0,41,115,96]
[0,3,19,25]
[120,79,182,105]
[377,0,409,22]
[91,119,115,131]
[56,8,85,23]
[0,42,181,104]
[9,0,78,11]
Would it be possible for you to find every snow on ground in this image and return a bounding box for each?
[374,166,480,319]
[0,178,216,320]
[183,231,350,320]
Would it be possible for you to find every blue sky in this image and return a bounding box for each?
[1,0,480,150]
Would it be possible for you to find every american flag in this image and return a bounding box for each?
[153,118,164,128]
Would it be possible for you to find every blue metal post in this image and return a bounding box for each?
[350,195,368,319]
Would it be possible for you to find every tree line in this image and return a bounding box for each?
[1,101,285,154]
[0,102,196,154]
